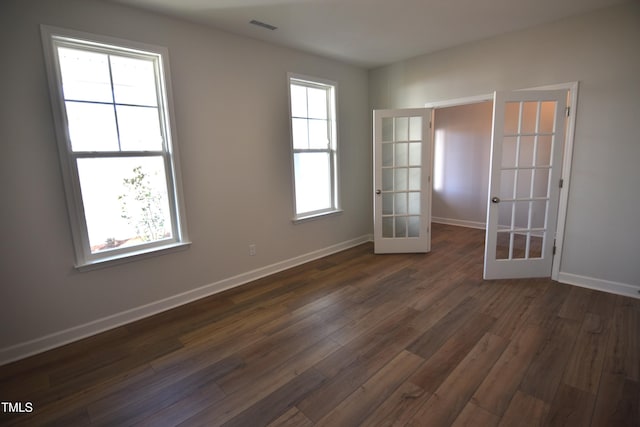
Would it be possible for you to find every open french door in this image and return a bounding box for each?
[373,108,432,253]
[484,90,567,279]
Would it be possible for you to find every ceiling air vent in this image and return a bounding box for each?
[250,20,278,31]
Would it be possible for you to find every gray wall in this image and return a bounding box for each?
[370,2,640,290]
[432,102,492,227]
[0,0,371,359]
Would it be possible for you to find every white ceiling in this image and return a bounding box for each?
[108,0,626,68]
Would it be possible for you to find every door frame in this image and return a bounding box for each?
[424,81,578,281]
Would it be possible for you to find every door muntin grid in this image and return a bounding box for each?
[495,100,558,260]
[380,116,423,238]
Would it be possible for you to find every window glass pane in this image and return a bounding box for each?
[382,117,393,142]
[394,193,407,214]
[408,216,420,237]
[395,217,407,237]
[292,118,308,149]
[409,116,422,141]
[395,117,409,141]
[532,168,550,198]
[502,136,517,168]
[307,87,327,119]
[409,143,421,166]
[521,102,538,134]
[539,102,556,134]
[395,143,408,166]
[294,152,331,214]
[290,84,307,117]
[382,217,393,238]
[110,55,158,107]
[408,192,420,215]
[117,105,163,151]
[519,136,535,167]
[77,156,172,253]
[66,101,119,151]
[500,170,515,200]
[382,168,393,191]
[504,102,520,135]
[536,136,552,166]
[382,193,393,215]
[58,47,113,103]
[516,169,532,199]
[382,143,393,167]
[394,168,408,191]
[308,119,329,149]
[409,168,421,191]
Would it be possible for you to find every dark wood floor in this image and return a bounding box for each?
[1,224,638,426]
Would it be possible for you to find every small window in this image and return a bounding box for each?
[288,74,340,220]
[41,26,189,269]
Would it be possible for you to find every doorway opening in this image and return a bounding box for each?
[425,83,578,280]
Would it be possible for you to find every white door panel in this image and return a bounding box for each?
[484,90,567,279]
[374,108,432,253]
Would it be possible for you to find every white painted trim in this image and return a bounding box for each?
[524,82,579,281]
[0,234,371,366]
[424,93,493,109]
[558,272,640,300]
[432,217,486,230]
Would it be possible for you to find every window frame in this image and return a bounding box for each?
[41,25,190,270]
[287,73,341,222]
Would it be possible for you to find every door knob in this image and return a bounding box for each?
[376,189,381,195]
[491,196,500,203]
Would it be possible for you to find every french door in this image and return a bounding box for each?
[483,90,567,279]
[373,108,432,253]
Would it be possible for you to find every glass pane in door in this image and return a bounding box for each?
[492,100,557,261]
[381,115,423,240]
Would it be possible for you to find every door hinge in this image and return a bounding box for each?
[559,179,564,188]
[566,106,570,117]
[429,121,432,129]
[552,238,557,255]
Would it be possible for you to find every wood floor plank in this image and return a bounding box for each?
[405,333,508,427]
[545,383,596,427]
[220,368,326,427]
[297,308,422,422]
[519,317,581,403]
[562,312,608,394]
[1,224,638,427]
[265,407,313,427]
[410,311,496,393]
[591,373,640,427]
[603,304,640,381]
[359,381,430,427]
[472,324,546,416]
[175,337,338,427]
[314,350,424,427]
[452,401,500,427]
[498,390,549,426]
[406,296,482,360]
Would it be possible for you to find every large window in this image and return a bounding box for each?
[288,74,340,220]
[41,26,189,269]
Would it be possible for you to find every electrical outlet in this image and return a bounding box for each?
[249,244,257,256]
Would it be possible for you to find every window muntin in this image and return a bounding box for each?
[288,75,339,219]
[42,27,189,268]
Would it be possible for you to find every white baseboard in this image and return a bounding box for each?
[558,272,640,299]
[0,234,372,366]
[432,217,486,230]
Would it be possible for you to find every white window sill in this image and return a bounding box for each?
[76,241,192,272]
[292,209,343,224]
